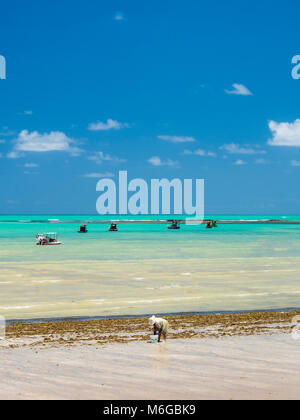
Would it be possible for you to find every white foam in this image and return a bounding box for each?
[32,280,61,284]
[0,305,35,310]
[127,299,156,304]
[88,299,105,305]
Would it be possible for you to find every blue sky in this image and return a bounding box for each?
[1,0,300,214]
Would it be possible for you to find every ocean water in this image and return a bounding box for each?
[0,214,300,320]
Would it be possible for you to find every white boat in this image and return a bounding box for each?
[36,233,62,246]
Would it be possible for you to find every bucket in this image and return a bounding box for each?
[150,334,158,343]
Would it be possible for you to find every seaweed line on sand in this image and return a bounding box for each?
[2,310,299,349]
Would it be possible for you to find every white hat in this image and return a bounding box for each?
[149,315,156,325]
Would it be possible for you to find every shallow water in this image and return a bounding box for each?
[0,214,300,320]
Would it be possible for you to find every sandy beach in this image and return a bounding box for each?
[1,310,299,399]
[1,334,300,400]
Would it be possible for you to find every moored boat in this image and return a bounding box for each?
[78,224,88,233]
[36,233,62,245]
[167,221,180,229]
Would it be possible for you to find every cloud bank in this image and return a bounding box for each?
[158,135,196,143]
[268,119,300,146]
[220,143,265,154]
[8,130,81,158]
[148,156,179,167]
[88,119,129,131]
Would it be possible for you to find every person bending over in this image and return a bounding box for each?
[149,315,169,342]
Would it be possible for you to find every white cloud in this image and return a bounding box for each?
[183,149,216,157]
[114,12,125,21]
[268,119,300,146]
[235,159,247,165]
[83,172,115,178]
[88,151,126,164]
[148,156,179,167]
[183,149,197,155]
[158,135,196,143]
[8,130,81,158]
[7,151,19,159]
[219,143,265,154]
[291,160,300,167]
[18,110,33,115]
[88,118,129,131]
[24,163,39,168]
[255,158,269,164]
[225,83,253,96]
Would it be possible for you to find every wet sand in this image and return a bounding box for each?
[0,334,300,400]
[1,310,300,400]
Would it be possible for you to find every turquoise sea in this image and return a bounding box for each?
[0,214,300,320]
